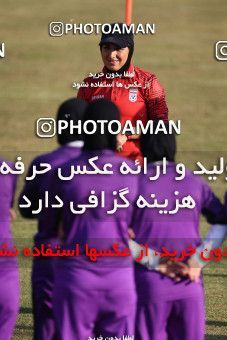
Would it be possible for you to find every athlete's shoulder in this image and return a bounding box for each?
[31,148,61,165]
[133,65,156,80]
[0,158,14,167]
[82,71,104,83]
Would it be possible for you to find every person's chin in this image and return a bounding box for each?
[106,63,121,72]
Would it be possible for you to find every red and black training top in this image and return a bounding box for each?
[77,64,169,162]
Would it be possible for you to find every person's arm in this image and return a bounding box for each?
[118,74,169,150]
[200,184,227,225]
[77,78,90,102]
[128,239,189,281]
[185,224,227,282]
[116,132,140,151]
[9,171,18,221]
[128,239,160,269]
[18,159,42,219]
[186,185,227,281]
[77,86,86,101]
[190,224,227,268]
[145,75,169,122]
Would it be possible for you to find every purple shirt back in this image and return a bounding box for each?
[53,150,138,270]
[133,162,224,301]
[0,159,18,268]
[19,146,81,245]
[0,160,17,239]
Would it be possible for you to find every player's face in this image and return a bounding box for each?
[101,43,129,71]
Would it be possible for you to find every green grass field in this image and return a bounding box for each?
[0,0,227,338]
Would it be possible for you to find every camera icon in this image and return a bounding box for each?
[49,22,64,37]
[215,41,227,61]
[36,118,56,138]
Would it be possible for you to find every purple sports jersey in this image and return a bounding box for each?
[133,162,224,340]
[19,145,82,340]
[0,160,17,241]
[0,159,19,340]
[52,150,138,340]
[20,145,82,246]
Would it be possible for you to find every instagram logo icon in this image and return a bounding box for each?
[215,41,227,61]
[36,118,56,138]
[49,22,64,37]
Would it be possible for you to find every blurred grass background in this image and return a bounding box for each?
[0,0,226,338]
